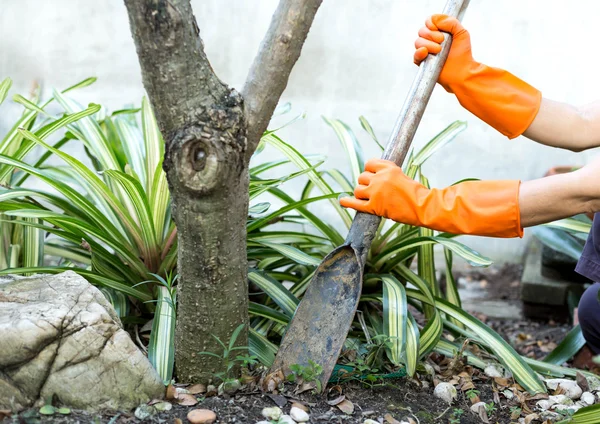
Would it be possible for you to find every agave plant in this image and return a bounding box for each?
[0,78,176,383]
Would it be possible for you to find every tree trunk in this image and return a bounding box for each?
[124,0,321,382]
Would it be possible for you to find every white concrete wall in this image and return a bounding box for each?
[1,0,599,265]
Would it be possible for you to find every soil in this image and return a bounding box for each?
[1,378,508,424]
[1,263,587,424]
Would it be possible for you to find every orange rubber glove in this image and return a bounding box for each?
[414,15,542,139]
[339,159,523,238]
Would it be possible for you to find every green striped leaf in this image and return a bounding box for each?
[376,236,492,270]
[322,116,364,185]
[543,325,586,365]
[148,284,176,384]
[359,116,384,151]
[405,314,420,377]
[396,265,443,358]
[0,266,151,301]
[249,327,277,367]
[443,248,464,329]
[532,226,584,261]
[566,404,600,424]
[411,121,467,167]
[543,217,591,235]
[407,289,545,394]
[249,302,290,325]
[257,241,320,266]
[381,275,408,366]
[263,133,352,228]
[21,216,43,275]
[248,269,298,317]
[99,287,129,318]
[105,170,158,264]
[0,104,102,183]
[0,77,11,106]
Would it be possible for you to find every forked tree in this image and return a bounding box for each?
[124,0,322,382]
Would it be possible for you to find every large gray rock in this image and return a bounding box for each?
[0,271,164,412]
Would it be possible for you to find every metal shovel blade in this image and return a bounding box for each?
[268,0,471,391]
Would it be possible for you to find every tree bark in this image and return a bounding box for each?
[243,0,323,154]
[125,0,249,383]
[124,0,321,383]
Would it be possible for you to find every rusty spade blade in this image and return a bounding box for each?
[268,0,472,391]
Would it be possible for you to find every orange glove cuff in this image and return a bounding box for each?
[420,180,523,238]
[447,66,542,139]
[339,160,523,239]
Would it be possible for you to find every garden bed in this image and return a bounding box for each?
[4,263,591,424]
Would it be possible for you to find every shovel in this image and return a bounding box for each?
[269,0,471,390]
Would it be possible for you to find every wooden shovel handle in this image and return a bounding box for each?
[382,0,471,164]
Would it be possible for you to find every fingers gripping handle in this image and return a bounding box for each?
[346,0,470,259]
[382,0,470,165]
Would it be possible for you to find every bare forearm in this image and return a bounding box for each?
[523,98,600,152]
[519,159,600,227]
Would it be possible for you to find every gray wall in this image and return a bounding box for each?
[1,0,598,265]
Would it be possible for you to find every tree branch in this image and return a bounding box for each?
[124,0,231,135]
[242,0,322,154]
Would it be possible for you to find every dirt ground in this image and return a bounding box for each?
[2,264,586,424]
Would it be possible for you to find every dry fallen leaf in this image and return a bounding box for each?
[262,370,285,393]
[524,413,539,424]
[493,377,509,387]
[188,384,207,395]
[174,419,183,424]
[577,372,590,392]
[177,394,199,406]
[336,399,354,415]
[384,413,401,424]
[0,410,11,420]
[291,402,309,412]
[166,384,178,400]
[326,395,346,406]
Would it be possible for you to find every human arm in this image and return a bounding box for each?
[415,15,600,152]
[339,158,600,237]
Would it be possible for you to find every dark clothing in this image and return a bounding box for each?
[576,214,600,353]
[577,283,600,354]
[575,213,600,282]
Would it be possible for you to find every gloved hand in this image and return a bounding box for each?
[414,14,542,139]
[339,159,523,238]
